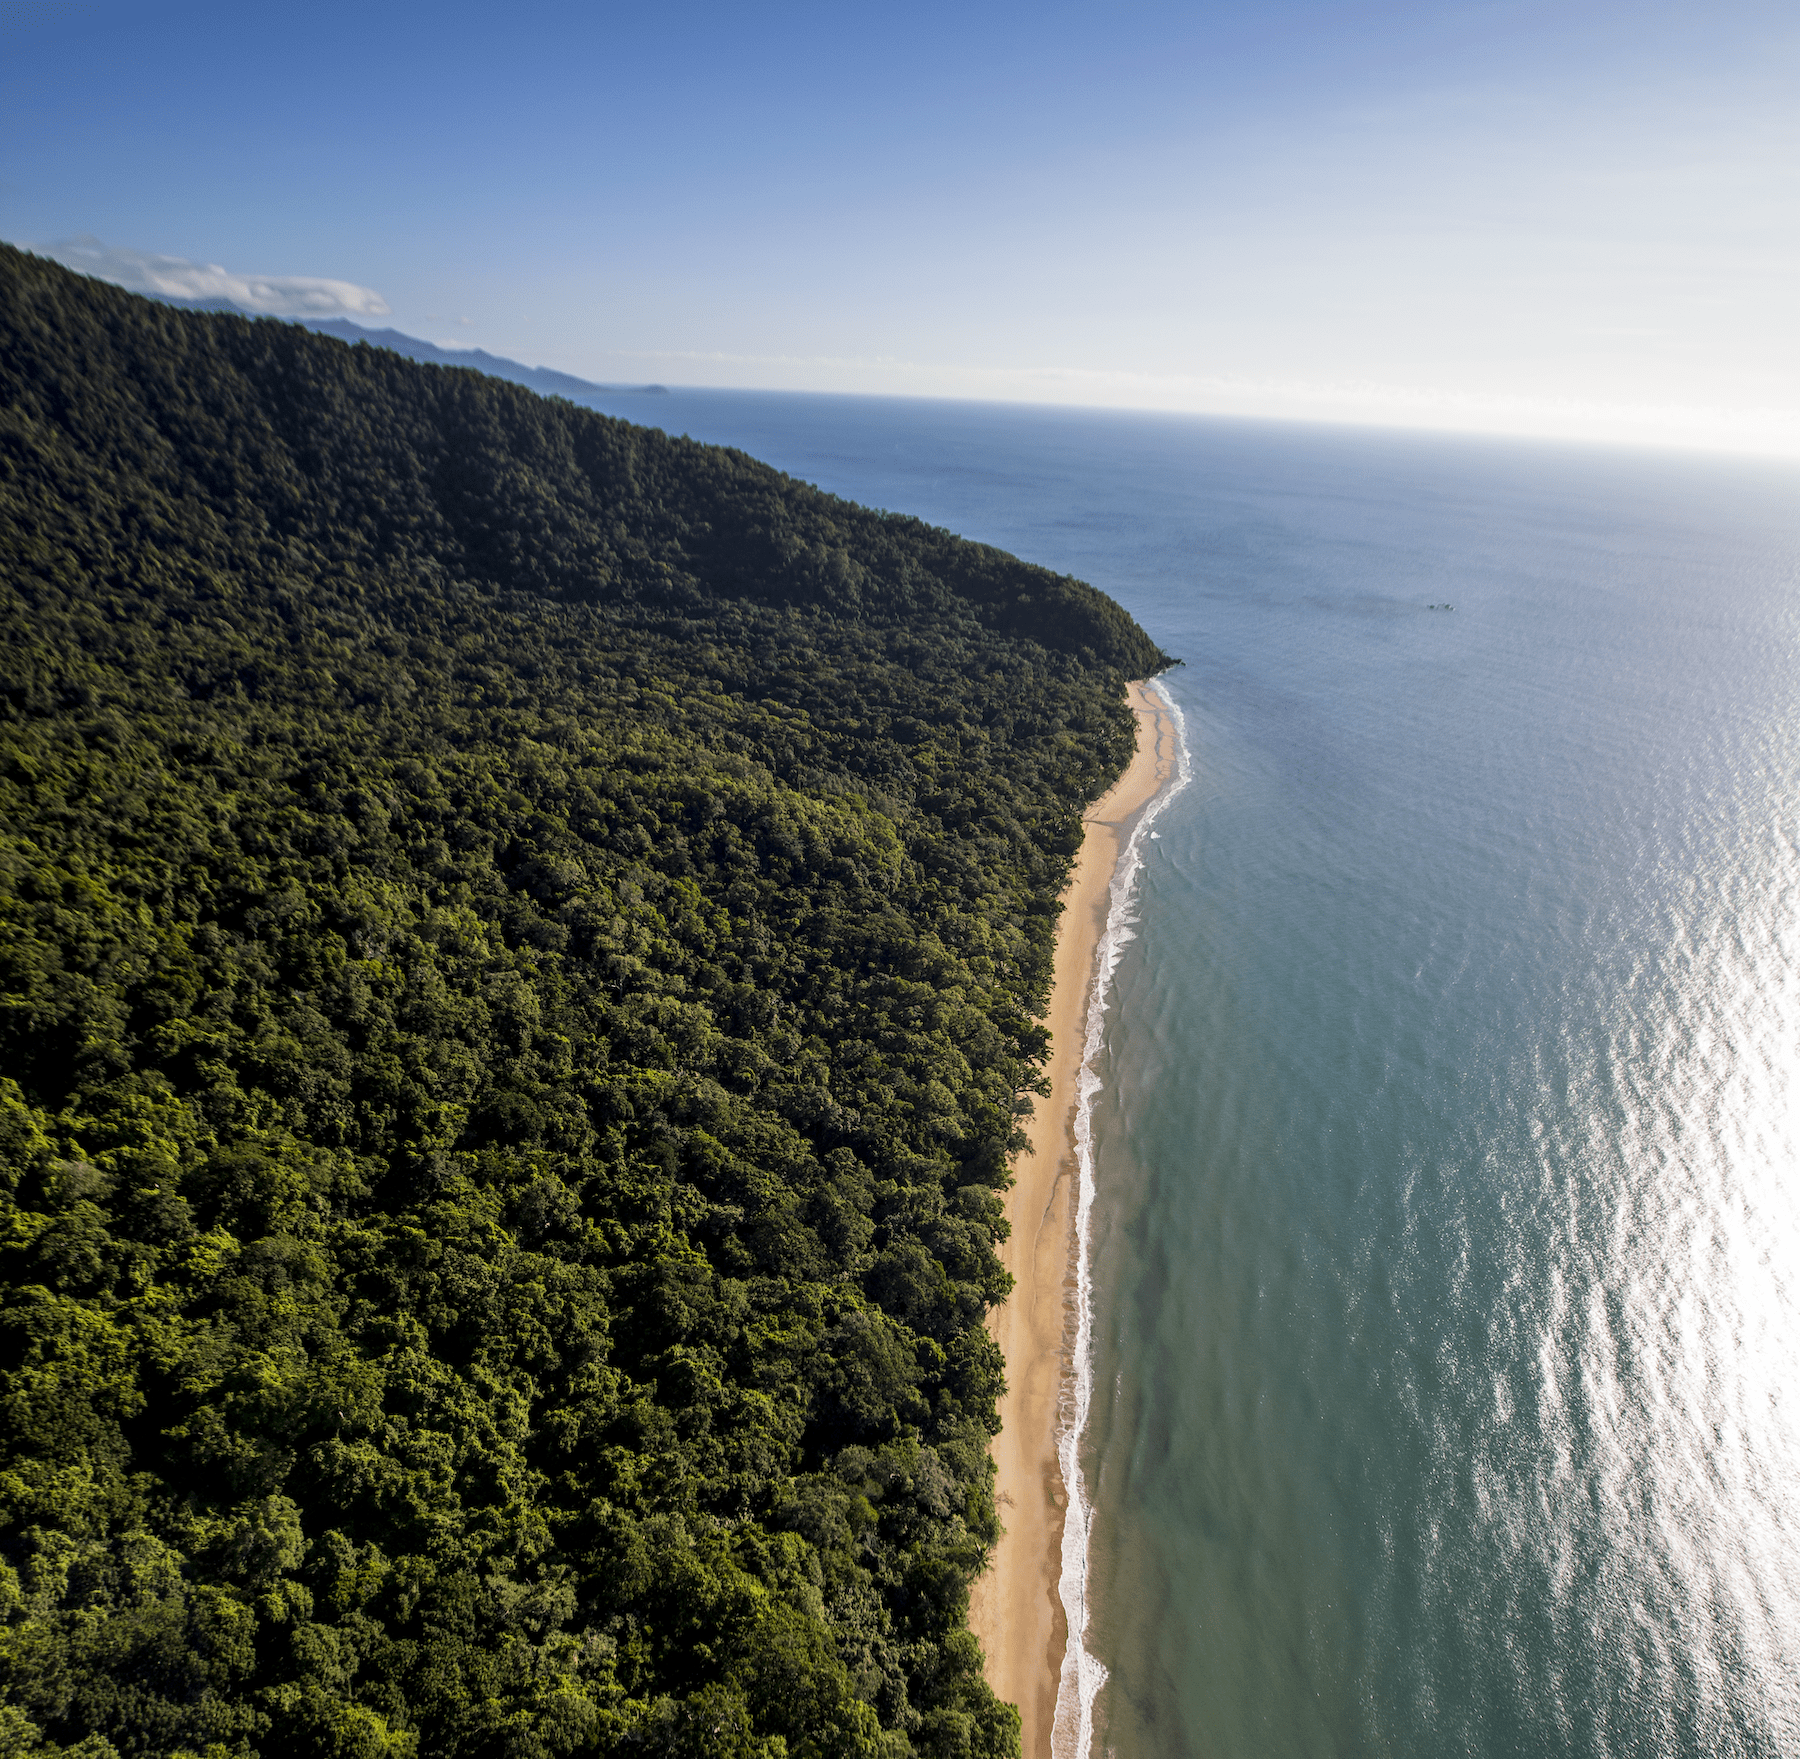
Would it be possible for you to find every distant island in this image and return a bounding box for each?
[0,244,1166,1758]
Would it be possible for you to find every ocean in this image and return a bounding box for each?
[573,386,1800,1758]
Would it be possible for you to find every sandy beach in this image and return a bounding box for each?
[971,679,1182,1759]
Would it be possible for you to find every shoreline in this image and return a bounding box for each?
[971,679,1183,1759]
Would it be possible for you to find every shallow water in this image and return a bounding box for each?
[576,385,1800,1757]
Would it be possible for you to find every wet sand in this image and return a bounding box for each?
[971,680,1182,1759]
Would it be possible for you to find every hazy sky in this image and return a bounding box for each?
[5,0,1796,453]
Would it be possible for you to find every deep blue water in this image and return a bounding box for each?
[577,386,1800,1758]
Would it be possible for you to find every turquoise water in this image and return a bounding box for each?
[576,387,1800,1757]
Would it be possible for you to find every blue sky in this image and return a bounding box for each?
[4,0,1795,452]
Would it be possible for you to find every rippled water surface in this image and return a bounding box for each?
[579,388,1800,1757]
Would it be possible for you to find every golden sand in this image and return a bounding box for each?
[969,681,1182,1758]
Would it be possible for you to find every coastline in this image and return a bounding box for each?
[971,679,1183,1759]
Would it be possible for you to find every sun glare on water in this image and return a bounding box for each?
[1540,787,1800,1742]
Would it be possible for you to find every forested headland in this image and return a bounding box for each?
[0,244,1167,1759]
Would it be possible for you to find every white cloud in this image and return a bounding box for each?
[41,235,389,317]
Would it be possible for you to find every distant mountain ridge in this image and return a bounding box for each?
[298,318,669,399]
[135,291,668,399]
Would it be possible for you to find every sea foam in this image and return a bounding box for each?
[1053,677,1193,1759]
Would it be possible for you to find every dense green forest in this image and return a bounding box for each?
[0,244,1167,1759]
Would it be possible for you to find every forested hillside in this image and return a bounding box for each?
[0,245,1165,1759]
